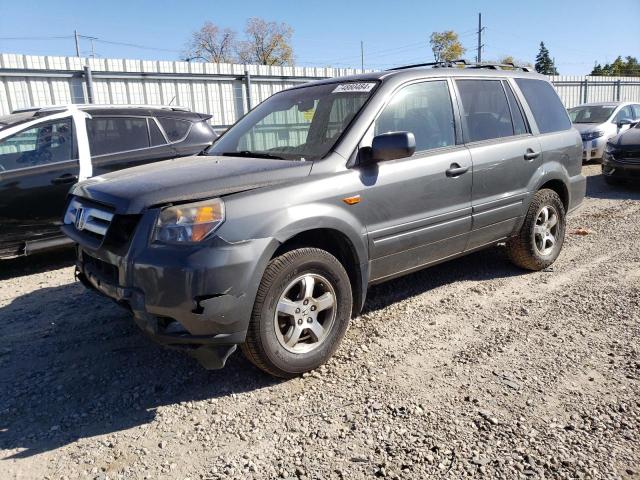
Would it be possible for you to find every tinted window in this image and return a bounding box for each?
[632,105,640,120]
[375,80,455,151]
[515,79,571,134]
[456,80,514,142]
[0,119,74,171]
[86,117,149,156]
[149,118,167,146]
[504,82,528,135]
[158,117,191,142]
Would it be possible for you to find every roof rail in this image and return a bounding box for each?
[386,59,533,73]
[11,104,192,114]
[387,60,469,71]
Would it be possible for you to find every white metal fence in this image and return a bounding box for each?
[0,53,639,127]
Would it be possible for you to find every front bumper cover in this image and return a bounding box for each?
[71,210,278,369]
[602,156,640,181]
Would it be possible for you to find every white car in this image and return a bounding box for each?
[568,102,640,162]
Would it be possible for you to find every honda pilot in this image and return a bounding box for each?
[62,62,586,378]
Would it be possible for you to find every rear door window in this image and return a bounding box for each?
[86,117,150,156]
[158,117,191,142]
[514,78,571,134]
[0,119,74,171]
[456,79,515,142]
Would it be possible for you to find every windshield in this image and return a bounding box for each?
[568,105,616,124]
[208,81,377,160]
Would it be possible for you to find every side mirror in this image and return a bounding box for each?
[369,131,416,163]
[617,118,633,128]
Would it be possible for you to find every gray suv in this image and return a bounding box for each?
[62,62,586,378]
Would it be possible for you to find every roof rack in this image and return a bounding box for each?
[387,59,533,73]
[11,104,192,114]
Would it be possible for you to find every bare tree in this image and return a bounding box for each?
[236,17,294,66]
[184,21,237,63]
[429,31,465,63]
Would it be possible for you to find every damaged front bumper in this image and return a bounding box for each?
[72,219,277,369]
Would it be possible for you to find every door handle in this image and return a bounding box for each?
[446,163,469,177]
[524,149,540,161]
[51,173,78,185]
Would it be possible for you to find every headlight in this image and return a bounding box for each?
[581,130,605,141]
[153,198,225,243]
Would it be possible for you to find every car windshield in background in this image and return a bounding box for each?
[208,81,378,161]
[568,105,616,124]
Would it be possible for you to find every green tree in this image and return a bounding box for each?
[590,56,640,77]
[429,31,465,63]
[534,42,559,75]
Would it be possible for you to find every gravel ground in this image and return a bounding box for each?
[1,164,639,480]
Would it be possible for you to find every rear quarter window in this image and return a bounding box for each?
[158,117,191,142]
[515,79,571,134]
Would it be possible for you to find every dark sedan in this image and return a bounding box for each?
[602,122,640,185]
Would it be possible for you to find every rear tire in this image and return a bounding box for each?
[506,189,566,271]
[241,248,352,378]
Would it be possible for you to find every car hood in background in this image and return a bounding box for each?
[573,123,609,134]
[72,155,313,214]
[608,128,640,149]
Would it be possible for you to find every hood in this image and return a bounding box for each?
[573,123,607,134]
[609,127,640,150]
[73,155,313,214]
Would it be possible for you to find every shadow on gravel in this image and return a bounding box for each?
[0,282,279,459]
[585,173,640,201]
[363,245,522,315]
[0,245,525,459]
[0,247,76,281]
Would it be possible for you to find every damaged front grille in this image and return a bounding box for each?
[81,251,119,286]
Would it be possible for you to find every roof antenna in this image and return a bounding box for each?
[168,96,176,106]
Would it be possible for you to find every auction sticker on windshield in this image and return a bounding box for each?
[332,82,376,93]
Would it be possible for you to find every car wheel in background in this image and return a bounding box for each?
[506,189,566,271]
[242,247,352,378]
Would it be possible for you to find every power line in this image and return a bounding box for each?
[0,35,72,40]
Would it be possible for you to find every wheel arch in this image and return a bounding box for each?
[271,225,368,317]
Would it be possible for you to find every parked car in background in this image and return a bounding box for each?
[62,63,585,377]
[602,122,640,184]
[568,101,640,162]
[0,105,217,258]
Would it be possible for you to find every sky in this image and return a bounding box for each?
[0,0,638,75]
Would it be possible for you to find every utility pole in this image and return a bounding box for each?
[360,41,364,73]
[74,30,80,57]
[476,13,485,63]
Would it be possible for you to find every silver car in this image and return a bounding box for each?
[568,101,640,162]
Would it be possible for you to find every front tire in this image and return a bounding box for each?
[506,189,566,271]
[241,248,353,378]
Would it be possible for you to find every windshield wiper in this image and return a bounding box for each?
[220,150,285,160]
